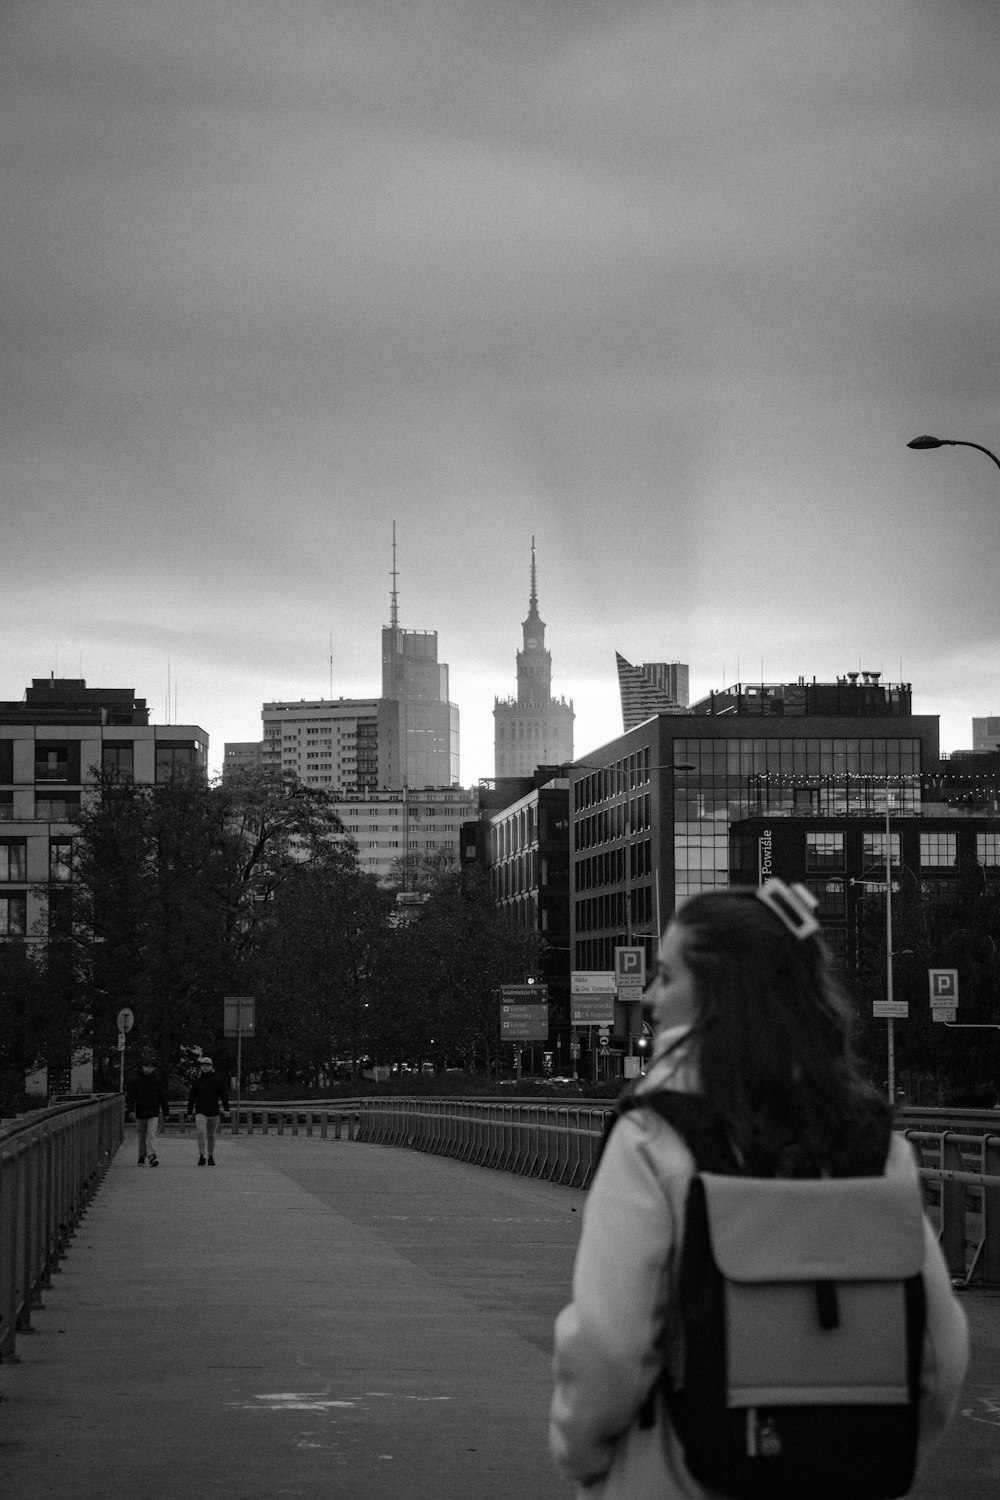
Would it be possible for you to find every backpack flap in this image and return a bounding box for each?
[700,1173,924,1410]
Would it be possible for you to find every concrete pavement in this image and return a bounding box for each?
[0,1125,997,1499]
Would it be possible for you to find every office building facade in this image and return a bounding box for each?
[568,676,940,976]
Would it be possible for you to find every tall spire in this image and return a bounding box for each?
[529,535,538,613]
[390,521,399,629]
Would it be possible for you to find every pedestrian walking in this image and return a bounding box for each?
[186,1055,230,1166]
[550,880,969,1499]
[125,1052,168,1167]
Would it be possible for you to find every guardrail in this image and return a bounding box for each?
[220,1098,611,1189]
[194,1099,1000,1288]
[904,1129,1000,1288]
[0,1095,123,1362]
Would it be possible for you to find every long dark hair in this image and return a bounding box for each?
[671,888,891,1176]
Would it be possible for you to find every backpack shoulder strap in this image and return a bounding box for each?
[605,1088,741,1175]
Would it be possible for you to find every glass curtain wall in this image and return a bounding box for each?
[673,736,922,904]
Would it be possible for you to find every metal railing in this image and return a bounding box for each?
[904,1128,1000,1287]
[0,1095,123,1361]
[223,1097,611,1189]
[221,1099,1000,1287]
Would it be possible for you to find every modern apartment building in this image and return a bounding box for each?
[258,698,400,791]
[0,676,208,1092]
[494,542,574,778]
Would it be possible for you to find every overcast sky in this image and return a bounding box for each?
[4,1,1000,781]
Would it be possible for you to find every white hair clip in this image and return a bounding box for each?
[755,879,820,941]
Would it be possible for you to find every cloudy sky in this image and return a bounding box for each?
[4,1,1000,781]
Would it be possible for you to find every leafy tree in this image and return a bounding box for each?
[69,767,350,1085]
[247,844,390,1083]
[0,941,49,1112]
[391,868,538,1074]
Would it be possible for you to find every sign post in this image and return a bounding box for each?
[224,996,256,1128]
[116,1007,134,1092]
[615,946,646,1055]
[571,973,616,1084]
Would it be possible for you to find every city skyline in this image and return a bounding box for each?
[4,3,999,783]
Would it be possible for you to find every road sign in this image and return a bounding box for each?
[615,946,646,1000]
[570,993,615,1026]
[873,1001,909,1019]
[929,970,959,1008]
[501,1003,549,1040]
[571,971,616,993]
[932,1007,957,1024]
[501,984,548,1003]
[117,1007,134,1033]
[224,995,256,1037]
[117,1032,126,1051]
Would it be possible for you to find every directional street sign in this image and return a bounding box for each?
[501,1003,549,1040]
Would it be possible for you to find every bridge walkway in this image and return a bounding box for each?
[1,1127,997,1499]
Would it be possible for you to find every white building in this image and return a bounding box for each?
[334,785,479,883]
[258,698,400,791]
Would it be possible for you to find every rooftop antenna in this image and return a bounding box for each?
[390,521,400,630]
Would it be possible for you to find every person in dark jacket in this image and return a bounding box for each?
[125,1054,169,1166]
[186,1055,230,1166]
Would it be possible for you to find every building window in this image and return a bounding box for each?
[156,744,197,781]
[0,794,12,821]
[862,831,900,869]
[805,877,845,920]
[35,794,81,821]
[0,894,27,935]
[49,840,73,882]
[35,744,70,781]
[805,832,844,872]
[920,833,957,869]
[0,841,27,882]
[977,833,1000,868]
[103,744,134,779]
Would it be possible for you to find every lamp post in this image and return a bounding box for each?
[907,434,1000,473]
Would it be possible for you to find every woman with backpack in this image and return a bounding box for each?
[550,879,969,1499]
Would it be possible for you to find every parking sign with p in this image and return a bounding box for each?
[929,969,959,1005]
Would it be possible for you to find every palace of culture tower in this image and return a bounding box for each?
[493,542,574,778]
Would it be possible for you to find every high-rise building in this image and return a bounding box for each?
[494,541,574,778]
[227,529,459,791]
[616,654,689,729]
[379,524,459,788]
[257,697,399,790]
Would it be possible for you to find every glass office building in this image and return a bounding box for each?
[569,678,939,974]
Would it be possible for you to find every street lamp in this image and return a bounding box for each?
[907,435,1000,473]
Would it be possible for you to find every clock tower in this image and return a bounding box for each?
[493,540,574,778]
